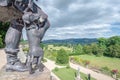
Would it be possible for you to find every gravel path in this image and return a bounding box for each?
[43,58,65,80]
[43,58,66,71]
[70,62,115,80]
[0,49,6,69]
[44,59,115,80]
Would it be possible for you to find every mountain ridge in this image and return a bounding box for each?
[43,38,97,45]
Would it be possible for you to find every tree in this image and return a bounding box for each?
[104,36,120,57]
[82,36,120,58]
[107,44,120,58]
[73,44,83,55]
[85,43,104,56]
[0,35,3,48]
[56,49,69,64]
[40,43,45,49]
[90,43,98,55]
[107,36,120,46]
[83,45,93,55]
[98,37,107,47]
[97,37,107,56]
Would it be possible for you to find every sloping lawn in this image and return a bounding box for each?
[77,55,120,71]
[53,68,96,80]
[71,55,120,78]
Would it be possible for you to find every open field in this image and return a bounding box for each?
[53,68,95,80]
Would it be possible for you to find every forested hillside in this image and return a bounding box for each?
[43,38,97,45]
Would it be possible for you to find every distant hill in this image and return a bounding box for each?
[43,38,98,45]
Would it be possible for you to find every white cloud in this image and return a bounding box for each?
[43,23,113,40]
[26,0,120,40]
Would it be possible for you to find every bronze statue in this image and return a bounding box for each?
[0,0,50,74]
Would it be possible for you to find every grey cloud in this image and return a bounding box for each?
[35,0,120,40]
[52,0,74,10]
[42,0,118,27]
[43,24,112,40]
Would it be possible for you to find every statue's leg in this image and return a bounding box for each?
[4,20,28,72]
[26,20,50,73]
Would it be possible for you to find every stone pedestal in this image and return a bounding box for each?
[0,65,51,80]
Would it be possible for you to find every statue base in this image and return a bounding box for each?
[0,65,51,80]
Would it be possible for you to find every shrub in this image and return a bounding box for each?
[111,69,118,74]
[84,60,90,65]
[54,67,59,71]
[0,35,3,48]
[111,69,119,79]
[66,65,70,69]
[0,22,9,48]
[70,56,84,65]
[56,49,69,64]
[42,58,47,62]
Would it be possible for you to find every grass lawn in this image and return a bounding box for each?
[74,55,120,72]
[53,68,96,80]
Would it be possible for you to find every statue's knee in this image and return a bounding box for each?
[5,27,21,52]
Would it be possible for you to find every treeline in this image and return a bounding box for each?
[0,22,9,48]
[72,36,120,58]
[43,38,97,45]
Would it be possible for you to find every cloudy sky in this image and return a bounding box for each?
[23,0,120,40]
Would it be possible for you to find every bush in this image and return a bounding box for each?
[42,58,47,62]
[0,22,9,48]
[73,44,83,55]
[66,65,70,69]
[54,67,59,71]
[56,49,69,64]
[70,56,84,65]
[111,69,118,74]
[44,50,57,61]
[0,35,3,48]
[83,60,90,66]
